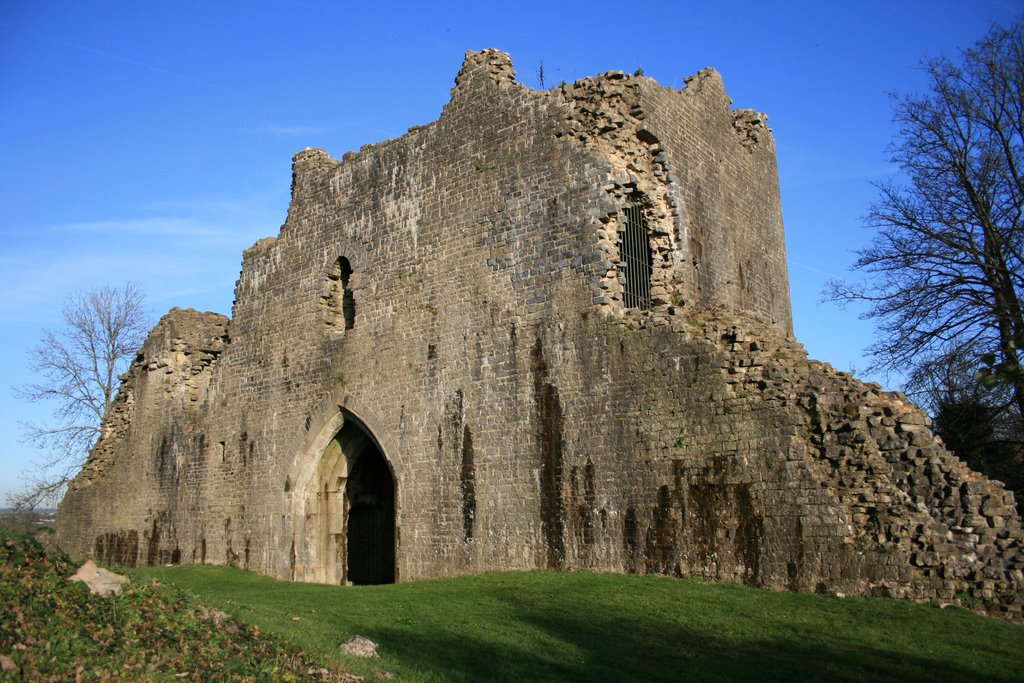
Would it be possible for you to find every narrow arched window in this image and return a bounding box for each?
[323,256,356,331]
[620,201,652,309]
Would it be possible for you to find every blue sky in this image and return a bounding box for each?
[1,0,1021,504]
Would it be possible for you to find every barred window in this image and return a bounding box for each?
[620,202,652,309]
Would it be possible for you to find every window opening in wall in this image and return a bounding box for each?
[324,257,356,331]
[620,201,653,309]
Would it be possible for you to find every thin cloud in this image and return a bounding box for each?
[0,20,213,87]
[788,259,842,279]
[0,241,240,326]
[246,124,329,136]
[0,208,269,325]
[0,255,147,324]
[33,217,242,242]
[140,194,289,237]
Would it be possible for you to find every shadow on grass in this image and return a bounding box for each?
[368,606,1010,683]
[138,567,1022,683]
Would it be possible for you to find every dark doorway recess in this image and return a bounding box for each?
[345,442,396,584]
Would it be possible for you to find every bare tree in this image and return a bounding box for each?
[10,283,150,510]
[828,18,1024,422]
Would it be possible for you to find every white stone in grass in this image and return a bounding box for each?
[340,635,378,658]
[68,560,130,596]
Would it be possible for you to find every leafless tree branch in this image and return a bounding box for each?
[827,18,1024,427]
[9,283,149,510]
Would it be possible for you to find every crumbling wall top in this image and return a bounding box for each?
[142,307,229,357]
[682,67,726,96]
[454,48,517,90]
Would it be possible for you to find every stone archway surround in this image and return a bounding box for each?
[287,392,401,584]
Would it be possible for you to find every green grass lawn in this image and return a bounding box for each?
[138,565,1024,683]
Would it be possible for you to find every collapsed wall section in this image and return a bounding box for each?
[58,308,229,566]
[550,305,1023,618]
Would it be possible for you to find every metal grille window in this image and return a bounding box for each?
[620,203,653,309]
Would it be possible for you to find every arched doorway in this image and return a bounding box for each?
[303,412,397,585]
[345,441,395,584]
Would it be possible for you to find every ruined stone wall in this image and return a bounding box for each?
[639,73,791,331]
[57,50,1023,619]
[556,66,791,332]
[60,309,228,566]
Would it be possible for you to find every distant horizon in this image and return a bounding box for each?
[1,507,57,513]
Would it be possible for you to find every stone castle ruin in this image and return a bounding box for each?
[56,50,1024,618]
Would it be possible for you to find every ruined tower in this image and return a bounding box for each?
[57,50,1023,618]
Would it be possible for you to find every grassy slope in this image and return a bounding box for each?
[0,529,340,681]
[139,565,1024,683]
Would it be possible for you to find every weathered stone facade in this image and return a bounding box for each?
[57,50,1024,618]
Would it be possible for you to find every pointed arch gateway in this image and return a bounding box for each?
[295,407,397,585]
